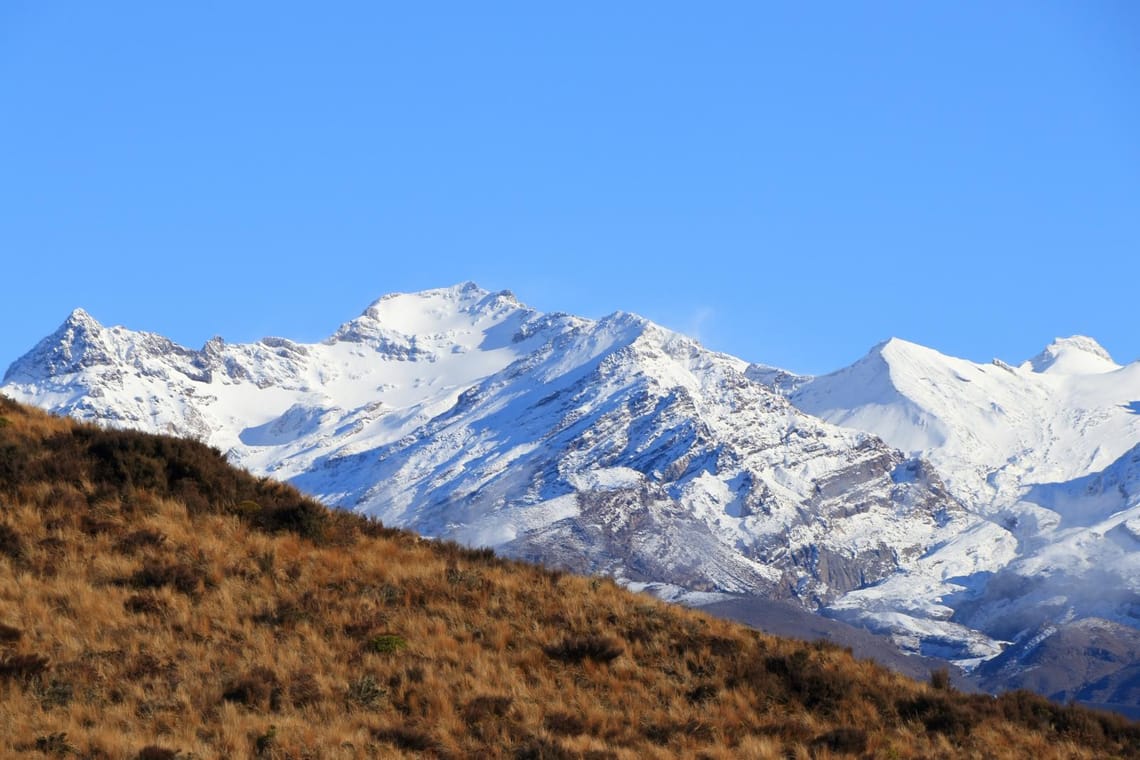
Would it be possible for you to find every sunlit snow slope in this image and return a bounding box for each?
[1,284,962,611]
[789,337,1140,671]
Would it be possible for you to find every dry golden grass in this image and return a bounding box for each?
[0,396,1138,759]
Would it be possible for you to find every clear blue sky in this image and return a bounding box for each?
[2,2,1137,375]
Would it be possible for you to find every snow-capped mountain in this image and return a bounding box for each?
[6,284,1140,708]
[792,336,1140,513]
[0,284,962,610]
[786,336,1140,682]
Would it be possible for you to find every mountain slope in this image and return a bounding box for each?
[789,336,1140,701]
[8,285,1140,706]
[1,285,966,612]
[1,397,1137,758]
[792,336,1140,512]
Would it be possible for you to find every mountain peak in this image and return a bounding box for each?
[64,307,101,329]
[1027,336,1118,375]
[330,283,534,348]
[359,283,503,324]
[3,308,112,383]
[870,336,934,358]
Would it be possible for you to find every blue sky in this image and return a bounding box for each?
[1,2,1137,375]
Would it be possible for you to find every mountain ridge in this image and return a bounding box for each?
[6,283,1140,709]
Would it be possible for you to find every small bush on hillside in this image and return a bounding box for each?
[33,732,76,757]
[898,693,980,737]
[368,634,408,654]
[0,443,30,485]
[812,727,868,755]
[345,674,385,710]
[130,561,200,596]
[462,695,514,726]
[222,667,281,711]
[642,719,716,746]
[287,669,322,708]
[255,499,327,541]
[686,682,719,704]
[115,528,167,554]
[0,622,21,646]
[79,514,120,536]
[0,522,26,562]
[543,711,586,736]
[0,653,50,681]
[762,650,852,714]
[371,726,435,752]
[129,555,213,596]
[136,747,181,760]
[34,676,74,709]
[252,725,276,757]
[514,736,579,760]
[544,635,623,664]
[124,593,169,616]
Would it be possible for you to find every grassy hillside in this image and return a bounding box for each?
[0,397,1137,759]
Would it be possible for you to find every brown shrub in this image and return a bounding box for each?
[254,498,327,541]
[136,747,180,760]
[0,522,25,562]
[222,666,281,711]
[126,653,172,681]
[0,652,50,681]
[32,732,76,756]
[39,677,74,709]
[543,635,623,664]
[463,694,514,726]
[0,622,21,646]
[514,736,577,759]
[762,650,851,714]
[130,559,206,596]
[371,725,435,752]
[80,514,120,536]
[124,593,170,616]
[897,693,980,737]
[642,719,716,746]
[115,528,167,554]
[543,711,586,736]
[686,682,718,704]
[288,669,322,708]
[344,674,385,710]
[812,727,868,755]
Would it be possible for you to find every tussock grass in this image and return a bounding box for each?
[0,396,1137,758]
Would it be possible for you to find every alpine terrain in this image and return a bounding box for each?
[3,397,1135,758]
[5,283,1140,711]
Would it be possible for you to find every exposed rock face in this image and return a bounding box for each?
[2,285,961,611]
[787,334,1140,707]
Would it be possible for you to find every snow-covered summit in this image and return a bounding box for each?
[1,285,963,610]
[1025,335,1119,375]
[3,307,198,387]
[793,335,1140,509]
[790,334,1140,671]
[333,282,524,344]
